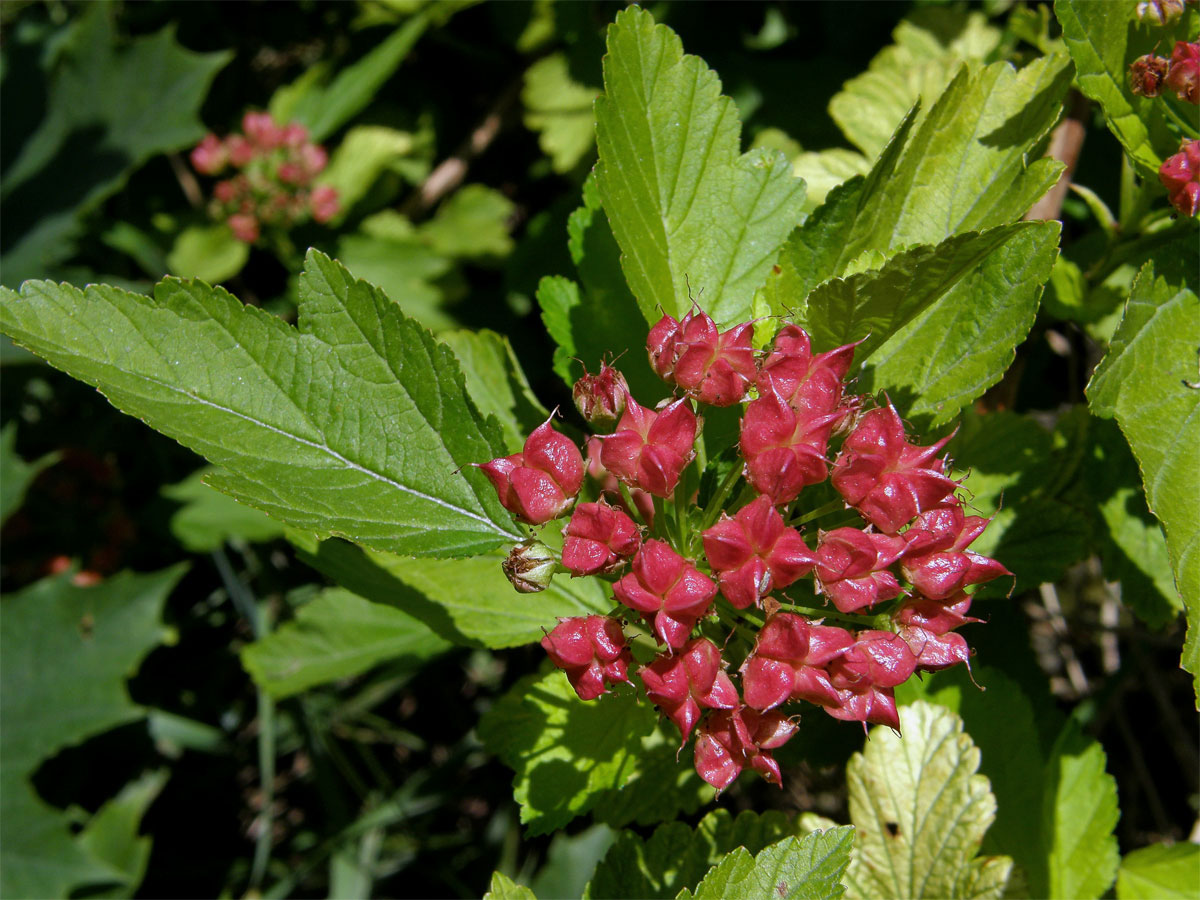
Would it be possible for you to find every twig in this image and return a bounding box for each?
[1026,90,1090,223]
[168,152,204,209]
[1038,582,1090,696]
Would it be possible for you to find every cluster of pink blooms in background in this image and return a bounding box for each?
[476,308,1010,793]
[190,112,340,243]
[1160,139,1200,217]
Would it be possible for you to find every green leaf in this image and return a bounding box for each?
[1041,720,1120,900]
[593,6,806,326]
[679,829,854,900]
[529,824,615,900]
[240,587,452,698]
[162,467,285,553]
[1087,263,1200,701]
[856,221,1060,427]
[75,770,169,897]
[279,14,429,142]
[485,871,538,900]
[420,184,515,259]
[0,567,185,899]
[791,150,870,215]
[0,250,525,558]
[829,8,1001,159]
[1117,843,1200,900]
[166,223,250,284]
[587,809,807,900]
[523,53,600,173]
[292,535,610,649]
[0,422,58,526]
[479,670,660,835]
[318,125,418,220]
[440,329,549,454]
[0,5,230,285]
[841,701,1012,899]
[1054,0,1185,177]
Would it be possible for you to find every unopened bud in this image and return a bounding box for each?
[1136,0,1185,24]
[502,540,557,593]
[573,363,628,431]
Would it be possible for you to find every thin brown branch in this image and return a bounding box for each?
[1026,90,1091,224]
[168,151,204,209]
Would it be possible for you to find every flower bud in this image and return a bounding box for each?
[502,540,557,593]
[228,213,260,244]
[813,527,909,613]
[693,707,796,791]
[600,396,697,498]
[561,500,641,576]
[190,134,228,174]
[640,638,739,743]
[702,496,816,609]
[476,418,584,525]
[310,185,340,223]
[573,364,628,431]
[1129,54,1170,98]
[1165,41,1199,104]
[541,616,632,701]
[613,540,716,648]
[243,111,283,149]
[1160,140,1200,217]
[1137,0,1186,24]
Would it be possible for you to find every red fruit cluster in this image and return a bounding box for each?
[477,309,1009,794]
[1131,42,1199,104]
[1161,139,1200,217]
[189,112,340,243]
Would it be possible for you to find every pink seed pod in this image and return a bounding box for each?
[824,631,917,730]
[541,616,632,701]
[243,111,284,149]
[647,312,682,379]
[299,142,329,179]
[702,496,816,609]
[740,387,839,504]
[831,402,959,533]
[900,508,1010,600]
[639,638,739,743]
[584,437,655,524]
[190,133,228,174]
[693,706,797,791]
[813,527,909,613]
[310,185,340,224]
[893,594,979,672]
[756,325,856,417]
[740,613,854,710]
[228,213,260,244]
[670,313,757,407]
[226,135,256,167]
[573,363,628,431]
[600,395,697,498]
[561,500,641,576]
[1165,41,1199,104]
[613,539,716,649]
[281,122,310,148]
[476,418,584,525]
[1160,140,1200,217]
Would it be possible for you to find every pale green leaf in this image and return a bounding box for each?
[586,809,806,900]
[420,184,515,259]
[162,467,285,553]
[791,150,870,215]
[529,825,615,900]
[478,670,659,835]
[856,222,1060,427]
[1042,720,1120,900]
[1117,843,1200,900]
[75,770,169,896]
[318,125,418,219]
[679,829,854,900]
[0,422,58,526]
[1087,263,1200,701]
[523,53,600,173]
[594,6,806,326]
[440,329,549,454]
[485,871,538,900]
[842,701,1012,899]
[0,567,185,899]
[0,251,525,558]
[240,587,452,698]
[166,223,250,284]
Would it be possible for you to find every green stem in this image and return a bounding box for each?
[699,463,744,531]
[1160,99,1200,141]
[777,598,878,629]
[788,499,845,528]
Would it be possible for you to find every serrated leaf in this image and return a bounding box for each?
[1087,263,1200,702]
[292,535,609,649]
[593,6,806,326]
[523,52,600,173]
[1054,0,1186,177]
[530,824,615,900]
[485,871,538,900]
[318,125,418,220]
[857,221,1060,427]
[587,809,805,900]
[0,567,185,899]
[479,670,661,835]
[75,770,169,896]
[166,223,249,284]
[421,184,515,259]
[0,421,58,525]
[679,830,854,900]
[842,701,1012,899]
[791,150,870,215]
[1116,843,1200,899]
[240,587,452,698]
[0,250,525,558]
[162,467,285,553]
[1042,720,1120,900]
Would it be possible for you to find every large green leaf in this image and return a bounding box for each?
[0,567,185,899]
[594,6,806,326]
[240,587,453,698]
[841,702,1012,899]
[0,5,230,285]
[0,251,525,558]
[1117,843,1200,899]
[523,53,600,174]
[0,422,58,526]
[1087,263,1200,701]
[679,830,854,900]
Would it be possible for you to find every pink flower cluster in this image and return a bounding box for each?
[478,310,1009,794]
[189,112,340,243]
[1161,139,1200,217]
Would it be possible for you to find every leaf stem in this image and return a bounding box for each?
[699,463,744,531]
[788,499,846,528]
